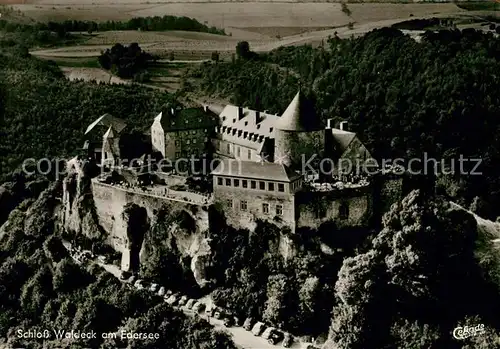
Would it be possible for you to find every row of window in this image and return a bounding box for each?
[217,177,286,192]
[175,138,208,146]
[228,199,283,215]
[221,141,252,160]
[175,151,205,158]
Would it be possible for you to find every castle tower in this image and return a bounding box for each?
[102,126,120,167]
[274,90,325,170]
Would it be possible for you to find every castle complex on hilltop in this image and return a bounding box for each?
[84,91,402,235]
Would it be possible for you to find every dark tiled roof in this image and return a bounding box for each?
[155,107,218,132]
[211,159,302,182]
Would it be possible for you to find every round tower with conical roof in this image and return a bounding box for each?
[274,90,325,170]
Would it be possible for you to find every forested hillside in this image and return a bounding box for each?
[0,50,175,182]
[190,28,500,219]
[0,177,236,349]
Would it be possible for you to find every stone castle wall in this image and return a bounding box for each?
[296,186,373,230]
[91,180,210,270]
[213,185,295,233]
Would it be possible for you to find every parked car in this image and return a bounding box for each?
[223,316,235,327]
[282,333,293,348]
[149,283,158,293]
[120,270,131,280]
[157,286,166,297]
[305,345,320,349]
[178,295,188,306]
[185,299,196,309]
[193,301,206,313]
[243,317,254,331]
[233,316,242,326]
[214,309,223,319]
[206,306,215,317]
[165,294,178,305]
[134,279,144,290]
[165,289,173,297]
[97,255,107,263]
[251,322,266,336]
[262,327,276,340]
[129,274,136,283]
[268,330,284,345]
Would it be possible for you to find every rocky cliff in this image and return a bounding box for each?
[61,158,214,288]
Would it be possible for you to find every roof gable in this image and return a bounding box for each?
[85,113,127,135]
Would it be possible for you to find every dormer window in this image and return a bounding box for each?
[269,127,273,132]
[244,131,248,138]
[222,116,226,121]
[245,121,248,126]
[233,118,236,123]
[257,125,261,129]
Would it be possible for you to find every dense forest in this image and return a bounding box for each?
[0,176,236,349]
[189,29,500,220]
[0,14,225,38]
[0,49,176,182]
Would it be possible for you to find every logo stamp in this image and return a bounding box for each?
[453,324,485,340]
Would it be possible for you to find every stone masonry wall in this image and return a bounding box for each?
[91,180,209,268]
[213,185,295,233]
[296,186,372,230]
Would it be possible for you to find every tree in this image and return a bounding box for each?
[236,41,250,60]
[211,51,220,62]
[328,190,485,349]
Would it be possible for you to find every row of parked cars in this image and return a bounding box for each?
[242,318,293,347]
[127,278,207,313]
[122,275,302,348]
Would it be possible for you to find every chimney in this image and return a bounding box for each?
[326,118,334,129]
[256,110,261,124]
[238,106,244,120]
[340,121,348,131]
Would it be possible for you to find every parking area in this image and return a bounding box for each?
[61,239,314,349]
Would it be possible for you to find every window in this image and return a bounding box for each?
[227,144,230,154]
[175,140,180,146]
[175,152,180,158]
[242,180,248,188]
[186,140,191,145]
[237,147,241,157]
[204,129,208,133]
[268,182,275,191]
[263,203,269,214]
[227,199,232,208]
[234,179,240,187]
[248,149,252,159]
[225,178,231,186]
[276,205,283,216]
[240,200,247,211]
[251,181,257,189]
[278,183,285,192]
[193,139,197,144]
[217,177,223,185]
[259,181,266,190]
[192,130,197,134]
[339,202,349,220]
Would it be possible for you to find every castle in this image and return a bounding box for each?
[83,90,402,237]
